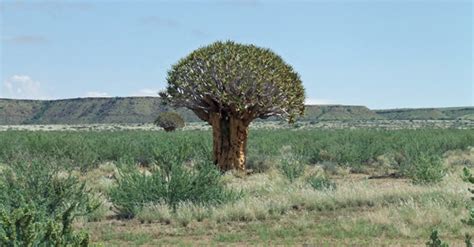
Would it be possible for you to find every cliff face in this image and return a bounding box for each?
[0,97,200,125]
[375,107,474,120]
[1,97,472,125]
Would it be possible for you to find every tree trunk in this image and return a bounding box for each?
[210,112,249,172]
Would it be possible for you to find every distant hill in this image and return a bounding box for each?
[0,97,199,125]
[302,105,383,121]
[0,97,472,125]
[375,107,474,120]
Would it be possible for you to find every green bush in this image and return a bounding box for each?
[0,205,89,247]
[461,167,474,226]
[426,229,449,247]
[109,160,239,218]
[306,175,336,191]
[278,155,305,183]
[246,155,273,173]
[466,234,473,247]
[0,158,99,246]
[154,112,185,132]
[425,230,472,247]
[403,152,446,184]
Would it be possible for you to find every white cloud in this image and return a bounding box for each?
[305,98,334,105]
[85,91,110,97]
[131,88,159,97]
[1,75,47,99]
[2,35,49,45]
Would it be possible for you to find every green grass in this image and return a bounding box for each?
[1,128,473,245]
[76,160,471,245]
[0,129,472,172]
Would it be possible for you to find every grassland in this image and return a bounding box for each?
[0,126,473,246]
[0,119,472,132]
[81,167,471,246]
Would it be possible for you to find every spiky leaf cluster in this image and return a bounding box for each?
[0,158,98,246]
[160,41,305,123]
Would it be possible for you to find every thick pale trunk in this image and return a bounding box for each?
[210,112,248,172]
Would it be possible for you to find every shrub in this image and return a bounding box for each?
[154,112,185,132]
[403,152,446,184]
[306,175,336,191]
[426,229,449,247]
[109,160,239,218]
[466,234,473,247]
[278,155,305,183]
[0,206,89,247]
[461,167,474,226]
[246,155,274,173]
[0,158,99,246]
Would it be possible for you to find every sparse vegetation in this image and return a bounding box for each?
[1,1,471,245]
[0,127,472,245]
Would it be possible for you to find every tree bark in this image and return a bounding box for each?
[210,112,249,172]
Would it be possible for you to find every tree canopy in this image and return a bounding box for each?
[160,41,305,124]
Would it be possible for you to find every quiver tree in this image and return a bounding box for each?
[154,112,185,132]
[160,41,305,172]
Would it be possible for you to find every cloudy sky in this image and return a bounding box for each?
[0,0,472,109]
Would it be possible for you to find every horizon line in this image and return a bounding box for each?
[0,97,472,111]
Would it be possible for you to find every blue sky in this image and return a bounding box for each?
[0,0,472,109]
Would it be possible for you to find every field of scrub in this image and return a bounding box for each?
[0,128,473,246]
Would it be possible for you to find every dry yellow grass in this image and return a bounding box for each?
[78,155,472,246]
